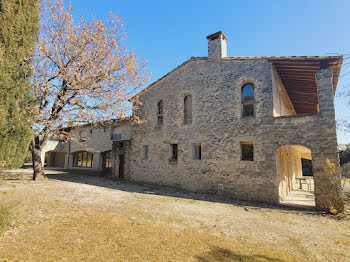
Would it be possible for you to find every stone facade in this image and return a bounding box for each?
[43,31,344,211]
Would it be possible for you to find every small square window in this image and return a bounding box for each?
[241,142,253,161]
[170,144,178,160]
[193,143,201,160]
[79,131,87,142]
[141,145,149,160]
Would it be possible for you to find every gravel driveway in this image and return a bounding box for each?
[0,169,349,261]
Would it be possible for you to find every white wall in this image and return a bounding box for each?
[272,66,296,117]
[42,122,131,171]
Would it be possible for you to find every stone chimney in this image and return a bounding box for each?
[207,31,227,61]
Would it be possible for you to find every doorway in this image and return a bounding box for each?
[277,145,315,207]
[118,154,124,178]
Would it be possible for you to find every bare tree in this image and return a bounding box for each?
[31,0,147,180]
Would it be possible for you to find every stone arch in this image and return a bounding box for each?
[45,150,67,168]
[72,150,94,168]
[235,77,262,118]
[276,145,315,207]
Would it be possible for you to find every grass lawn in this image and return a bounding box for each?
[0,170,349,261]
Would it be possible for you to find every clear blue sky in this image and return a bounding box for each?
[69,0,350,144]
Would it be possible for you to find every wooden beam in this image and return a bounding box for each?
[277,68,318,72]
[289,99,318,104]
[287,87,317,91]
[284,86,317,90]
[282,77,316,81]
[287,91,317,96]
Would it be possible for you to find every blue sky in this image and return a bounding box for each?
[69,0,350,144]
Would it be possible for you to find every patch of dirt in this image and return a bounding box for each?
[0,170,349,261]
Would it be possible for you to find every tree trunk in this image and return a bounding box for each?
[31,138,46,181]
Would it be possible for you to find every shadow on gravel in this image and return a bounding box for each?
[45,170,319,214]
[195,246,286,262]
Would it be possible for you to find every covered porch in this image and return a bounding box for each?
[277,145,315,207]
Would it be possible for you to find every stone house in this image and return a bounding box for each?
[43,31,344,211]
[43,119,131,174]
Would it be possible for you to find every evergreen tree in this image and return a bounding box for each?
[0,0,39,168]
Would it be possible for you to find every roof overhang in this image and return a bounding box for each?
[270,56,343,114]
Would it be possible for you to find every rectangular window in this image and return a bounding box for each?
[79,131,87,142]
[73,151,93,167]
[242,84,254,118]
[193,143,201,160]
[241,142,254,161]
[78,152,82,166]
[157,100,163,127]
[141,145,149,160]
[158,115,163,126]
[86,152,92,167]
[170,144,178,160]
[184,95,192,125]
[73,153,78,166]
[104,151,112,169]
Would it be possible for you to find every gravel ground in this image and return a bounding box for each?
[0,169,349,261]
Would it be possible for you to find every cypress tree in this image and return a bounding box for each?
[0,0,39,168]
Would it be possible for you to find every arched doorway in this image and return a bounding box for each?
[45,150,67,168]
[277,145,315,207]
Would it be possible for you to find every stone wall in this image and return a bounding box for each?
[272,69,343,211]
[208,32,227,60]
[68,123,131,171]
[129,59,343,211]
[130,57,280,203]
[111,140,131,179]
[68,126,113,171]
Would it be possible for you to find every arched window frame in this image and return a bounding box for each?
[183,94,192,125]
[72,151,93,168]
[241,83,255,118]
[157,100,163,126]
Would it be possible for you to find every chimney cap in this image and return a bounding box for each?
[206,31,227,40]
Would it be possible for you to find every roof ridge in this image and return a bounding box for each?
[132,57,206,100]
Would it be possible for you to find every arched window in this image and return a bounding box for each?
[157,100,163,126]
[242,84,254,117]
[183,95,192,124]
[73,151,93,168]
